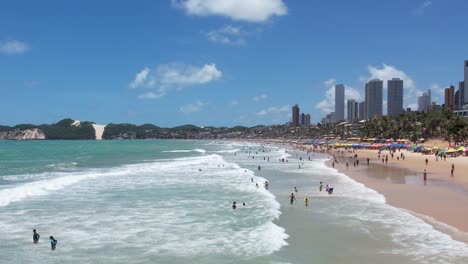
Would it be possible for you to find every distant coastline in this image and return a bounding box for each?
[0,118,318,141]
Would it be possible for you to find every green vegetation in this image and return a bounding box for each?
[319,109,468,145]
[39,119,95,140]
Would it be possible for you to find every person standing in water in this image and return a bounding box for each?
[232,201,237,209]
[289,193,296,205]
[319,181,323,191]
[304,197,309,207]
[49,236,57,250]
[294,187,298,193]
[33,229,40,244]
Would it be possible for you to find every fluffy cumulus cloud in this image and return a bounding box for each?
[172,0,287,22]
[179,100,207,114]
[0,40,30,55]
[207,25,246,46]
[253,94,268,102]
[415,0,432,15]
[315,78,362,114]
[129,63,222,99]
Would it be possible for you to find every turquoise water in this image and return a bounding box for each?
[1,140,468,263]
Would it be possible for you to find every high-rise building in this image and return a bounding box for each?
[455,90,461,110]
[300,113,306,126]
[444,85,455,110]
[365,79,383,119]
[305,114,311,125]
[464,60,468,105]
[347,99,358,122]
[292,104,300,127]
[358,101,366,120]
[387,78,404,115]
[335,84,345,122]
[418,89,432,112]
[458,81,465,110]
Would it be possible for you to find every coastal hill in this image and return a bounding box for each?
[0,119,312,140]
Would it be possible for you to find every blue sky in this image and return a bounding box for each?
[1,0,467,127]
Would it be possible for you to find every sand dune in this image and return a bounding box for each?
[92,124,106,140]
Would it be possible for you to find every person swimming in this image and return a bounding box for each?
[33,229,40,244]
[49,236,57,250]
[232,201,237,209]
[294,187,298,193]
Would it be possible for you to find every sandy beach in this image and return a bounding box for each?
[320,146,468,242]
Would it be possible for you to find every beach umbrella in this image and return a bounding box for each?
[445,148,457,153]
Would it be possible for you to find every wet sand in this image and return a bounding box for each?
[325,148,468,242]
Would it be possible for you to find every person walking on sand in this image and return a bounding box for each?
[451,163,454,177]
[289,193,296,205]
[33,229,40,244]
[49,236,57,251]
[425,158,428,166]
[367,158,370,165]
[423,169,427,182]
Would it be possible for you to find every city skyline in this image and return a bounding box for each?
[1,1,468,127]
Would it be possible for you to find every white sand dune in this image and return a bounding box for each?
[92,124,106,140]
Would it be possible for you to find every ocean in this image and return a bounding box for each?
[0,140,467,264]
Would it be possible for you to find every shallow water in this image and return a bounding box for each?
[0,140,467,263]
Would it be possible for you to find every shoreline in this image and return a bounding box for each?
[321,147,468,243]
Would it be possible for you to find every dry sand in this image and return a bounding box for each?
[325,147,468,242]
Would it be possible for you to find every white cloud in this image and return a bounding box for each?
[129,67,150,89]
[428,83,445,104]
[172,0,287,22]
[253,94,268,102]
[256,105,289,115]
[315,79,362,114]
[230,99,239,106]
[415,0,432,15]
[323,78,336,87]
[207,25,246,46]
[138,92,165,99]
[129,63,222,99]
[0,40,30,55]
[179,100,207,114]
